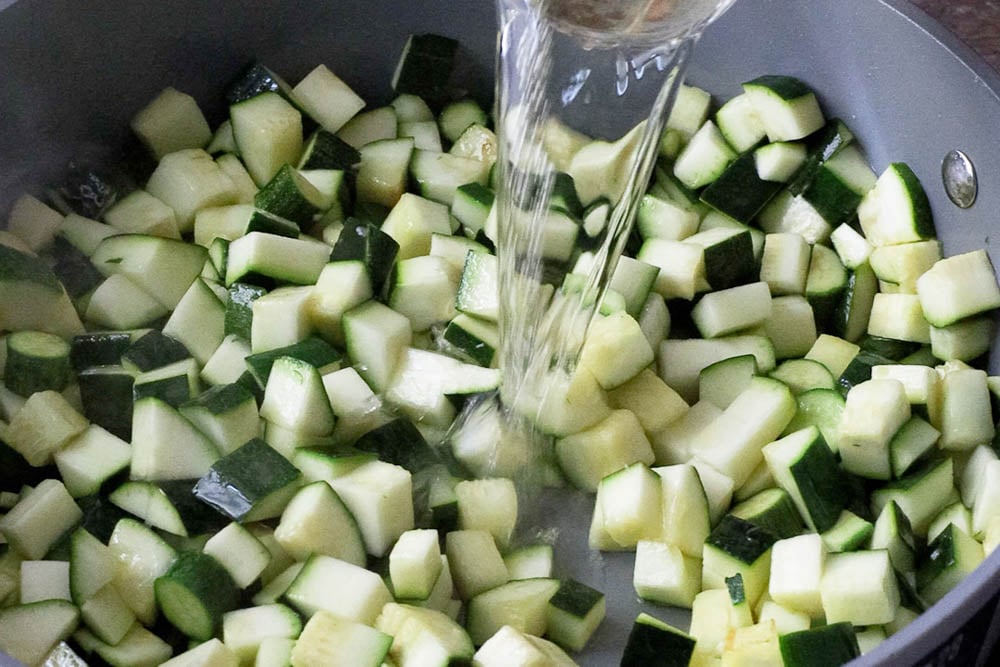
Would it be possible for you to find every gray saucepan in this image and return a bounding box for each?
[2,0,999,665]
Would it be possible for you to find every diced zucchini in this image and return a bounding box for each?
[702,515,777,607]
[779,623,860,667]
[230,92,303,186]
[145,149,239,233]
[700,152,783,223]
[658,334,776,403]
[160,638,238,667]
[871,499,916,575]
[633,540,701,608]
[91,233,208,310]
[555,409,654,492]
[292,64,365,133]
[872,457,955,537]
[620,613,695,667]
[763,426,845,532]
[692,376,796,488]
[79,584,137,647]
[131,87,211,160]
[445,529,509,601]
[130,396,219,481]
[730,488,803,540]
[580,311,654,389]
[225,231,330,287]
[917,249,1000,328]
[4,330,71,397]
[0,600,80,666]
[273,480,365,566]
[19,559,70,604]
[820,550,900,626]
[155,550,239,640]
[327,459,413,558]
[673,120,737,190]
[356,137,414,207]
[6,194,62,251]
[838,379,910,480]
[179,382,260,456]
[820,510,874,553]
[473,624,575,666]
[691,281,772,339]
[193,437,301,522]
[284,553,392,624]
[503,544,554,582]
[857,162,935,247]
[298,128,362,171]
[107,517,177,625]
[742,75,825,142]
[0,245,84,338]
[466,578,560,646]
[392,33,458,101]
[342,300,412,392]
[291,609,390,667]
[3,389,88,466]
[337,106,398,148]
[221,603,303,664]
[917,523,985,606]
[0,478,82,560]
[375,602,474,666]
[203,522,272,588]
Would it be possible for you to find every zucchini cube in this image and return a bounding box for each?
[0,600,80,666]
[580,311,655,390]
[222,603,303,664]
[466,578,560,646]
[917,523,984,606]
[376,603,474,665]
[621,612,695,667]
[0,479,83,560]
[328,459,414,558]
[555,409,655,493]
[838,378,910,480]
[291,610,390,667]
[130,87,211,160]
[473,624,575,666]
[445,529,509,601]
[779,623,860,667]
[545,578,606,652]
[768,533,826,619]
[285,554,392,625]
[762,425,845,532]
[702,515,778,607]
[389,529,442,600]
[596,462,663,548]
[154,551,240,641]
[455,478,518,551]
[193,438,301,522]
[820,550,900,626]
[633,540,701,608]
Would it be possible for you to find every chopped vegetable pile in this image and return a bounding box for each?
[1,30,1000,667]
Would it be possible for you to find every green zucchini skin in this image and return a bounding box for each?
[193,438,301,522]
[154,550,240,641]
[779,622,861,667]
[4,330,72,396]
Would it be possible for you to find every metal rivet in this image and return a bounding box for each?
[942,149,977,209]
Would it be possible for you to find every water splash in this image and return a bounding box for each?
[447,0,737,483]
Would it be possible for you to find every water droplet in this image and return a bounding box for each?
[942,149,977,209]
[561,68,591,106]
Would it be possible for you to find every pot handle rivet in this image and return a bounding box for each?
[942,149,977,209]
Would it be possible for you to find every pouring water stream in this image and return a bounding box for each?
[449,0,736,483]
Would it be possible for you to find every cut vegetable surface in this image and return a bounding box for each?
[2,31,1000,667]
